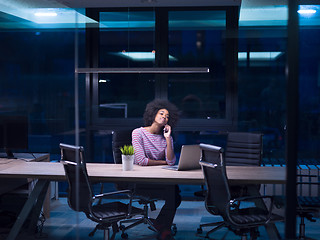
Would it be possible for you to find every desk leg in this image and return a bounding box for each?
[6,179,50,240]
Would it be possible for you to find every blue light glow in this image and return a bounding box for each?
[116,52,177,61]
[238,52,283,61]
[298,9,316,15]
[34,12,57,17]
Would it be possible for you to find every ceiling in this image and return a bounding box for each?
[0,0,319,28]
[0,0,242,8]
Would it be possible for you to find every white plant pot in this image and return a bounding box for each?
[122,155,134,171]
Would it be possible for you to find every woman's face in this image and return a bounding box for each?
[154,108,169,126]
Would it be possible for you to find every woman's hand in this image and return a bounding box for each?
[163,124,171,138]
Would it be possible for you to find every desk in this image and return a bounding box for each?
[0,155,51,240]
[0,162,286,184]
[0,162,286,240]
[0,154,50,194]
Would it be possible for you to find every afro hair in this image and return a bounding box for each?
[143,99,180,128]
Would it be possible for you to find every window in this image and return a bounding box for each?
[168,11,226,119]
[89,7,237,131]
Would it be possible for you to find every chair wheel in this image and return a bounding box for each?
[121,232,128,239]
[171,224,177,235]
[197,227,202,234]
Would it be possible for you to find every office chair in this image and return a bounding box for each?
[225,132,263,198]
[274,178,320,240]
[111,130,159,233]
[197,143,283,240]
[194,132,263,198]
[196,132,264,234]
[60,143,145,240]
[225,132,263,166]
[297,196,320,240]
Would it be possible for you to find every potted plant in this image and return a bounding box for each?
[120,145,134,171]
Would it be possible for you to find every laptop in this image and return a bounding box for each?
[162,145,201,171]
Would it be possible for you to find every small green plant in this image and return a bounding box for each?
[120,145,134,155]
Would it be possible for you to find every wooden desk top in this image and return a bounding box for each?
[0,153,50,195]
[0,153,49,170]
[0,162,286,185]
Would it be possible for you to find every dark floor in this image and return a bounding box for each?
[5,197,318,240]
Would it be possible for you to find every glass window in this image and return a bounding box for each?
[237,6,288,162]
[0,11,86,157]
[99,11,155,68]
[97,11,156,118]
[168,11,226,119]
[169,73,225,119]
[298,5,320,163]
[98,73,155,118]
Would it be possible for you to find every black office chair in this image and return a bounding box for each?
[297,196,320,240]
[196,132,264,235]
[60,143,145,240]
[198,143,283,240]
[111,130,159,233]
[195,132,263,196]
[225,132,263,198]
[274,178,320,240]
[225,132,263,166]
[112,130,133,165]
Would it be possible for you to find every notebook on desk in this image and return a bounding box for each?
[162,145,201,171]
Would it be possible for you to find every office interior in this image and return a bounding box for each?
[0,0,320,239]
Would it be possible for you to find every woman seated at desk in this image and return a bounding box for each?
[132,99,181,240]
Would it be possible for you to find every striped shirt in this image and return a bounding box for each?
[132,127,176,166]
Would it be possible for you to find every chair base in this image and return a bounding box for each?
[119,202,158,236]
[197,222,261,240]
[298,214,318,240]
[120,216,158,233]
[197,221,225,238]
[89,222,118,240]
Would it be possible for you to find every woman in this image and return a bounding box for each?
[132,99,181,240]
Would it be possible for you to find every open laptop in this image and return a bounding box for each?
[162,145,201,171]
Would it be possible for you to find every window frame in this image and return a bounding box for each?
[85,6,239,132]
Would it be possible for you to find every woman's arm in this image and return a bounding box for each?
[164,125,176,166]
[146,159,167,165]
[132,129,149,166]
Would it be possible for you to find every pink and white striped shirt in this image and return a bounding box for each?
[132,127,176,166]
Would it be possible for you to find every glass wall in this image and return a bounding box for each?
[1,2,319,195]
[87,7,235,170]
[168,11,226,120]
[98,11,156,118]
[238,4,320,165]
[92,8,233,128]
[0,8,87,160]
[298,5,320,163]
[237,27,287,162]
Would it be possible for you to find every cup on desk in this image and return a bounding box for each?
[122,155,134,171]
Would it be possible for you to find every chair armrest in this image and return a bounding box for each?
[229,195,274,217]
[230,195,274,205]
[130,183,158,209]
[89,189,137,218]
[226,195,275,226]
[93,189,131,199]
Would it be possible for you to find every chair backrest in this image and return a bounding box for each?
[199,143,230,218]
[60,143,92,213]
[60,143,86,166]
[112,130,133,164]
[225,132,263,166]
